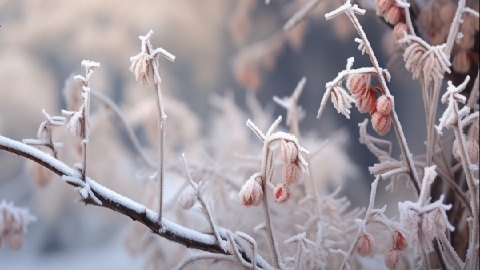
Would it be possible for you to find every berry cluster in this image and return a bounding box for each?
[356,230,407,270]
[375,0,409,41]
[346,74,393,135]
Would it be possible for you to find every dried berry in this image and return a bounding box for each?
[376,95,393,115]
[385,248,400,269]
[274,184,290,203]
[280,140,298,164]
[357,233,375,256]
[371,111,391,135]
[282,163,302,185]
[239,175,263,207]
[393,230,408,251]
[346,74,369,96]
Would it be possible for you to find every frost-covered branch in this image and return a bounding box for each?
[0,135,274,269]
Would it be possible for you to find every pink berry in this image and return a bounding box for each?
[385,248,400,269]
[274,184,290,203]
[393,230,408,251]
[357,233,375,256]
[376,95,393,115]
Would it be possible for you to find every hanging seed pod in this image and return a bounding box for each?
[280,140,298,164]
[357,233,375,256]
[346,74,370,96]
[393,230,408,251]
[274,184,291,203]
[356,89,376,114]
[376,95,393,115]
[282,163,302,186]
[384,248,400,270]
[371,112,391,135]
[239,175,263,206]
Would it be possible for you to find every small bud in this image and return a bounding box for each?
[280,140,298,164]
[179,193,196,210]
[371,112,391,135]
[356,90,376,114]
[376,95,393,115]
[384,248,400,270]
[346,74,369,96]
[357,233,375,256]
[8,232,23,251]
[466,139,479,164]
[282,163,302,186]
[274,184,290,203]
[239,175,263,206]
[393,230,407,251]
[384,6,404,25]
[393,22,409,41]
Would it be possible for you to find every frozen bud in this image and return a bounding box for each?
[356,90,376,114]
[282,163,302,185]
[8,232,23,251]
[452,50,471,74]
[385,248,400,269]
[375,0,394,15]
[371,112,391,135]
[466,139,479,164]
[385,6,403,25]
[274,184,291,203]
[280,140,298,164]
[393,22,409,41]
[346,74,369,95]
[239,176,263,206]
[393,230,408,251]
[179,193,196,210]
[376,95,393,115]
[357,233,375,256]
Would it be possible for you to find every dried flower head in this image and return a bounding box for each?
[384,248,400,270]
[357,233,375,256]
[376,95,393,115]
[239,175,263,206]
[393,230,408,251]
[346,74,370,96]
[273,184,290,203]
[280,139,298,164]
[282,163,302,186]
[179,193,197,210]
[371,111,391,135]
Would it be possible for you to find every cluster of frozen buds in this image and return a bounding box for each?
[273,139,305,203]
[346,74,393,135]
[375,0,409,41]
[0,201,36,250]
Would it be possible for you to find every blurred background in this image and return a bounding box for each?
[0,0,433,269]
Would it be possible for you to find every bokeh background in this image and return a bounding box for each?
[0,0,429,269]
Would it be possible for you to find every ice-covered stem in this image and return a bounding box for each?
[181,154,223,247]
[437,77,479,269]
[129,30,175,223]
[0,135,274,270]
[90,89,157,168]
[325,1,421,195]
[70,60,99,182]
[273,77,306,139]
[284,0,321,31]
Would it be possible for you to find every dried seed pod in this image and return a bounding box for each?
[375,0,394,15]
[385,6,404,25]
[357,233,375,256]
[393,230,408,251]
[356,89,376,113]
[371,112,391,135]
[239,176,263,206]
[384,248,400,270]
[274,184,290,203]
[179,193,196,210]
[346,74,369,96]
[466,138,479,164]
[8,232,23,251]
[393,22,409,41]
[282,163,302,186]
[280,140,298,164]
[376,95,393,115]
